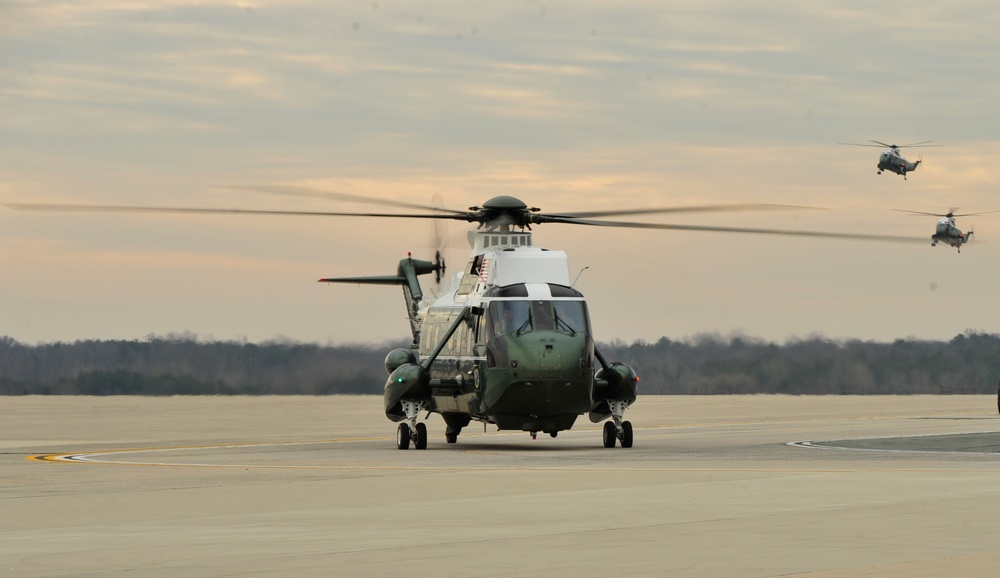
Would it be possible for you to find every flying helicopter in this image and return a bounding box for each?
[893,208,1000,253]
[3,190,927,449]
[839,140,941,180]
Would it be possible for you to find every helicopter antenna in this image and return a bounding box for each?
[571,266,590,289]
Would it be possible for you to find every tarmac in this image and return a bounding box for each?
[4,394,1000,577]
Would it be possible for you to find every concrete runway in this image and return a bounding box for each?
[4,395,1000,577]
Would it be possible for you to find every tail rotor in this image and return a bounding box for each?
[434,249,446,285]
[429,193,448,288]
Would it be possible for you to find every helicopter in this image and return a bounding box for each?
[893,208,1000,253]
[839,140,940,180]
[3,191,927,449]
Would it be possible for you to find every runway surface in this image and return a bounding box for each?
[4,395,1000,577]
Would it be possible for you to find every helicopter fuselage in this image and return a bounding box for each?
[419,285,596,434]
[878,148,920,177]
[338,226,638,447]
[410,241,603,434]
[931,217,970,250]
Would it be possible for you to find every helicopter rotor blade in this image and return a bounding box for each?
[535,216,927,243]
[893,208,1000,218]
[536,203,821,220]
[952,210,1000,217]
[839,140,940,149]
[1,197,933,244]
[429,193,448,286]
[1,202,470,221]
[893,209,949,218]
[434,250,446,285]
[897,140,941,148]
[227,184,471,216]
[838,142,888,148]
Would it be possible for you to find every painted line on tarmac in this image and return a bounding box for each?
[788,430,1000,455]
[28,440,995,474]
[28,438,385,468]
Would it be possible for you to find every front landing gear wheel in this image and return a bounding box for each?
[415,422,428,450]
[396,423,411,450]
[445,432,458,444]
[621,421,634,448]
[603,421,617,448]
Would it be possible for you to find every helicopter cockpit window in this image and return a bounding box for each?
[487,300,588,337]
[552,301,588,335]
[488,301,530,338]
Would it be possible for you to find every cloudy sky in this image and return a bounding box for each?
[3,1,1000,346]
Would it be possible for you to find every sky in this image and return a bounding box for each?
[3,1,1000,346]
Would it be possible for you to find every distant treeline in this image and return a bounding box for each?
[0,335,395,395]
[2,332,999,395]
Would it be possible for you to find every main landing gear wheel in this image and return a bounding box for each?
[396,423,411,450]
[445,431,458,444]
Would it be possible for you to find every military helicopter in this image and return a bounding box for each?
[839,140,940,180]
[893,208,1000,253]
[3,191,927,449]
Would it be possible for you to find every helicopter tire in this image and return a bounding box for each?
[549,431,558,438]
[621,421,634,448]
[602,421,617,448]
[415,422,428,450]
[396,423,411,450]
[445,431,458,444]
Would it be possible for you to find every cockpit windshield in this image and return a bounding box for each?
[488,300,589,338]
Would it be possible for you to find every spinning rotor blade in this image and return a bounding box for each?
[2,194,923,244]
[228,184,470,216]
[893,209,947,217]
[1,187,824,230]
[542,216,926,243]
[535,203,820,220]
[429,193,448,286]
[896,140,940,148]
[838,142,890,148]
[1,202,464,221]
[894,208,1000,218]
[839,140,940,149]
[952,210,1000,217]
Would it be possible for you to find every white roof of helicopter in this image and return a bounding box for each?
[481,246,571,287]
[424,234,574,311]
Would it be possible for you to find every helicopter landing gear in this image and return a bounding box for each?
[396,400,428,450]
[602,400,634,448]
[445,428,459,444]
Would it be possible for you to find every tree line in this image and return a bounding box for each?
[2,332,999,395]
